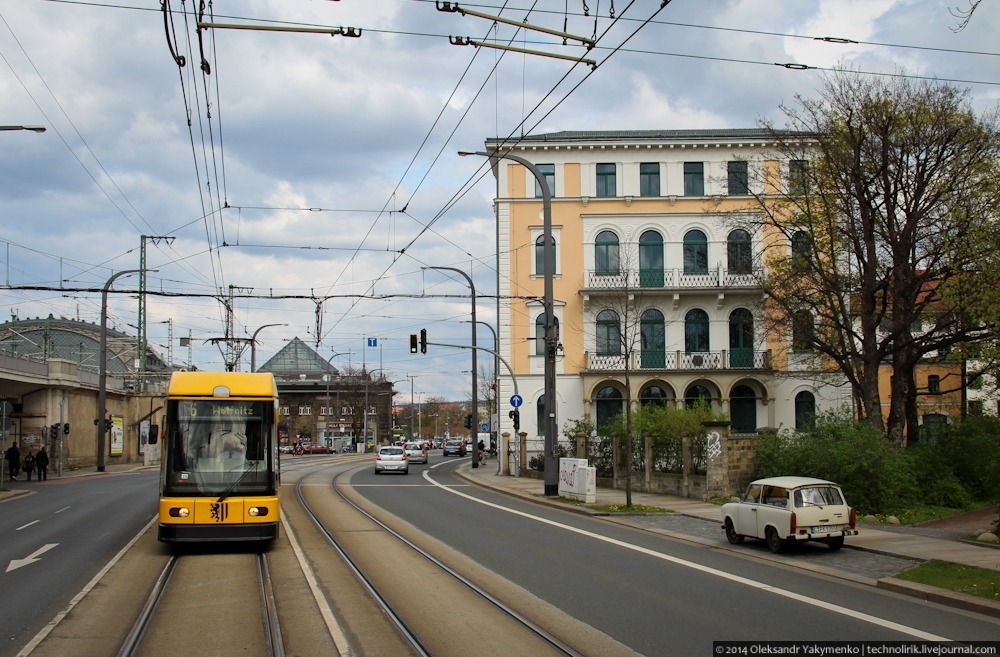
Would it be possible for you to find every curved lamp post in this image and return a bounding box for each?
[249,323,288,372]
[97,268,156,471]
[422,265,479,468]
[459,149,557,494]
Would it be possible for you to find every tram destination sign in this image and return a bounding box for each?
[179,401,261,418]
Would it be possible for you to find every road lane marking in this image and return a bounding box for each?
[422,469,950,642]
[6,544,59,572]
[16,516,154,657]
[347,484,468,487]
[16,520,39,531]
[280,509,352,657]
[54,506,70,514]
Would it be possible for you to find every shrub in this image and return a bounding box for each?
[756,412,917,513]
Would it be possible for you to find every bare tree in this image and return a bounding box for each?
[737,69,1000,441]
[950,0,984,31]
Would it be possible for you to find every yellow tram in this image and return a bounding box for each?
[157,372,280,542]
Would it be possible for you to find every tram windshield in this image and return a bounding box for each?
[164,399,273,496]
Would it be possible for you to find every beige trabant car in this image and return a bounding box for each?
[721,476,857,553]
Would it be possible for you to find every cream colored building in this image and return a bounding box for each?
[486,130,852,446]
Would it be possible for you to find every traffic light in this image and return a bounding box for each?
[63,423,70,434]
[463,414,473,429]
[49,424,58,440]
[409,333,418,354]
[419,328,427,354]
[508,409,520,431]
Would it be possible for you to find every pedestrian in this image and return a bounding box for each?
[4,442,20,481]
[22,450,35,481]
[35,447,49,481]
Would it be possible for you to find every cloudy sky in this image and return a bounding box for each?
[1,0,997,403]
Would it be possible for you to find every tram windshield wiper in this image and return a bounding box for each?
[216,459,259,504]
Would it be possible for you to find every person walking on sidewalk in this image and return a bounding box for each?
[4,442,20,481]
[35,448,49,481]
[22,450,35,481]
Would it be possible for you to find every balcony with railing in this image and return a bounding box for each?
[585,266,764,291]
[586,349,771,372]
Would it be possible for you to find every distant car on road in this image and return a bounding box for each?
[721,476,857,553]
[375,446,408,474]
[404,442,428,464]
[442,440,466,457]
[297,442,332,455]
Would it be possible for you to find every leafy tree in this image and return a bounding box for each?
[740,69,1000,442]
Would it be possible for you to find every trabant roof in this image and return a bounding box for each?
[747,476,840,489]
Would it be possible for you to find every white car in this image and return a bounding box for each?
[721,476,857,553]
[403,442,428,464]
[374,446,408,474]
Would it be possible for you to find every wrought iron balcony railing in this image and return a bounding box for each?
[585,266,764,291]
[586,349,771,372]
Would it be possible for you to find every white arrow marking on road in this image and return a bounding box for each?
[6,543,58,573]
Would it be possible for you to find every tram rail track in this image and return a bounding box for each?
[118,550,284,657]
[295,463,584,657]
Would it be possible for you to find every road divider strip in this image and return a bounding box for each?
[280,509,352,657]
[421,468,949,642]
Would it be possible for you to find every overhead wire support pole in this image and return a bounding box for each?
[196,22,362,38]
[436,1,596,48]
[449,37,597,69]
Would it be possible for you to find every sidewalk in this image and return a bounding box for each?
[0,462,158,502]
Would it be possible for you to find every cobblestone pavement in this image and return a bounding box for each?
[622,513,921,581]
[855,522,967,540]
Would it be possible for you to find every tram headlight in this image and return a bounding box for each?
[168,507,190,518]
[248,506,269,517]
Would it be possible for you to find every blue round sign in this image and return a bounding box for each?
[480,423,489,431]
[509,394,523,408]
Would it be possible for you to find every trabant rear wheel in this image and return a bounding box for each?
[827,536,845,551]
[765,526,785,554]
[725,518,744,545]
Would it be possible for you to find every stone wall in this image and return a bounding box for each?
[705,421,758,499]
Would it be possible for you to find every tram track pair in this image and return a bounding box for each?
[294,462,584,657]
[118,550,283,657]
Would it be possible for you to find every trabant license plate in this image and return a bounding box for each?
[811,525,838,534]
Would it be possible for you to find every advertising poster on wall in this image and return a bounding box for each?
[139,419,149,455]
[110,416,124,456]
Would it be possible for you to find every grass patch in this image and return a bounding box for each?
[707,496,736,506]
[866,505,967,525]
[586,503,671,514]
[895,560,1000,600]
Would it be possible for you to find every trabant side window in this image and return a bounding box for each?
[793,486,844,507]
[743,484,762,503]
[761,486,788,508]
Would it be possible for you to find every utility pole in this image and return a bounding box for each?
[138,236,174,389]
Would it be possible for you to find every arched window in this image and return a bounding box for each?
[640,385,669,407]
[639,230,664,287]
[727,230,752,275]
[595,231,620,275]
[640,309,665,368]
[685,385,712,409]
[795,391,816,431]
[685,309,710,353]
[535,314,559,356]
[535,235,556,275]
[683,230,709,275]
[595,386,623,431]
[596,310,621,355]
[730,385,757,433]
[729,308,754,368]
[792,310,815,352]
[791,231,810,260]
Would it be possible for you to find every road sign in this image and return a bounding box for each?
[480,423,489,432]
[367,337,377,348]
[509,394,523,408]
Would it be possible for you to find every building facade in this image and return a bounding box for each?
[487,130,855,448]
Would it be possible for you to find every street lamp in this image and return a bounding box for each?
[97,268,156,472]
[463,319,499,440]
[322,350,347,447]
[0,125,45,132]
[422,265,479,468]
[459,149,557,494]
[249,323,288,372]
